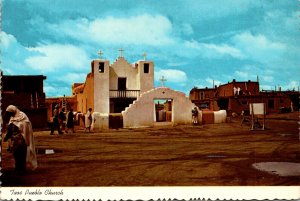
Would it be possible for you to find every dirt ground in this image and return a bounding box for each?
[2,112,300,186]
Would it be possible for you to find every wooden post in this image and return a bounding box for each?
[250,103,254,130]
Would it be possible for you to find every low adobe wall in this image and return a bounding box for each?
[202,110,227,124]
[122,87,198,128]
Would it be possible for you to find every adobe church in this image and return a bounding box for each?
[47,50,226,130]
[72,50,154,115]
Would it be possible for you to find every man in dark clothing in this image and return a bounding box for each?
[59,107,66,132]
[66,108,75,133]
[50,105,63,135]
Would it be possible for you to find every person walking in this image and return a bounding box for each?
[50,105,63,135]
[66,108,75,133]
[58,107,66,132]
[85,108,93,132]
[192,106,199,125]
[5,105,38,171]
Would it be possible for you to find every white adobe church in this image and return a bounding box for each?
[72,50,226,130]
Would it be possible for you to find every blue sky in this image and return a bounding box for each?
[1,0,299,97]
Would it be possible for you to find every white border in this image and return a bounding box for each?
[1,186,300,200]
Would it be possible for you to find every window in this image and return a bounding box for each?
[144,63,149,73]
[268,99,274,109]
[200,92,205,100]
[200,103,209,109]
[99,62,104,73]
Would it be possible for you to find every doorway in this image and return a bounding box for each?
[154,99,172,122]
[118,77,126,91]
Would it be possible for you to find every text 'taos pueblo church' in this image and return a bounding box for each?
[47,50,201,130]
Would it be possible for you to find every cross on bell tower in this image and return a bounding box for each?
[118,48,124,57]
[97,50,103,59]
[159,76,167,87]
[143,52,147,60]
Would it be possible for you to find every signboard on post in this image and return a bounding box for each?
[249,103,266,130]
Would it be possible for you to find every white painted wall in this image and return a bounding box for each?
[92,112,109,130]
[213,110,227,123]
[93,60,110,114]
[122,87,198,128]
[110,57,139,90]
[137,60,154,93]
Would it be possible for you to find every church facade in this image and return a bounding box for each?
[72,54,154,115]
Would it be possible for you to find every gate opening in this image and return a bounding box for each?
[154,99,172,122]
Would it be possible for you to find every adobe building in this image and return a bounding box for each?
[72,53,204,128]
[72,53,154,115]
[46,51,228,129]
[189,79,299,115]
[46,52,209,129]
[1,72,48,129]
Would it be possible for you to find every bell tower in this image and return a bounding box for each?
[92,59,110,114]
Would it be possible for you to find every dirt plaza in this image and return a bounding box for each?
[2,112,300,186]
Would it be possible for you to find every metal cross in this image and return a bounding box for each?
[118,48,124,57]
[143,52,147,60]
[97,50,103,59]
[159,76,167,87]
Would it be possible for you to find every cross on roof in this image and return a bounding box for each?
[143,52,147,60]
[97,50,103,59]
[159,76,167,87]
[118,48,124,57]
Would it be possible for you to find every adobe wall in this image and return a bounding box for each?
[75,73,94,114]
[122,87,197,128]
[110,57,139,90]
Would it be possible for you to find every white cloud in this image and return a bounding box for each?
[183,40,243,59]
[202,43,243,58]
[232,32,286,62]
[25,44,90,73]
[155,69,187,84]
[48,14,174,46]
[1,31,17,49]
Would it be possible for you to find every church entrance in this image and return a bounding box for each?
[154,99,172,122]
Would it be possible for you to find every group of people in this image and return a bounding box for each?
[50,105,94,135]
[50,105,75,135]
